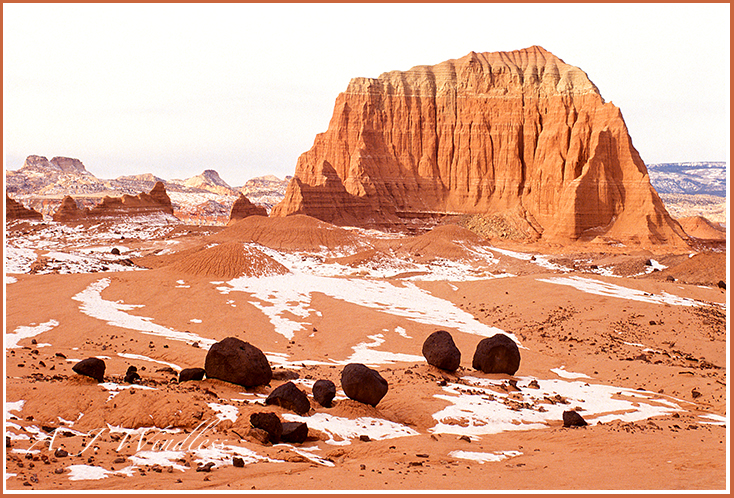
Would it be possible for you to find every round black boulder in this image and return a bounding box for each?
[179,367,206,383]
[717,280,726,290]
[205,337,272,387]
[281,422,309,444]
[563,410,588,427]
[265,381,311,415]
[72,357,106,382]
[312,379,336,407]
[340,363,388,407]
[249,412,282,444]
[472,334,521,375]
[422,330,461,371]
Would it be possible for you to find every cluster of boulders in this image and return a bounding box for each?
[421,330,521,375]
[70,328,592,443]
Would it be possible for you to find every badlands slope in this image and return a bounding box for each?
[3,213,727,491]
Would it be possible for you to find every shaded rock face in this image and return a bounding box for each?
[340,363,388,407]
[312,379,336,407]
[281,422,309,444]
[204,337,272,387]
[249,412,282,444]
[422,330,461,371]
[228,194,268,223]
[472,334,521,375]
[6,194,43,221]
[179,367,206,383]
[72,357,106,382]
[563,410,588,427]
[272,46,688,247]
[52,182,175,222]
[265,381,311,415]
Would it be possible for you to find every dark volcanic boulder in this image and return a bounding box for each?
[281,422,309,444]
[179,367,206,383]
[204,337,272,387]
[72,357,106,382]
[472,334,521,375]
[563,410,588,427]
[249,412,282,444]
[312,379,336,407]
[265,381,311,415]
[123,365,140,383]
[340,363,388,407]
[422,330,461,371]
[717,280,726,290]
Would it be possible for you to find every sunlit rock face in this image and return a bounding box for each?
[272,46,688,247]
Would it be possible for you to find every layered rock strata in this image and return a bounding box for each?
[6,194,43,221]
[271,46,688,246]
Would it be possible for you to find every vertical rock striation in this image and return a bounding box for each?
[271,46,688,247]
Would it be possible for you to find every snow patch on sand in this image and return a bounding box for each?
[449,450,522,463]
[73,278,215,348]
[219,273,513,343]
[430,376,682,437]
[282,412,419,446]
[6,319,59,348]
[537,276,706,307]
[342,333,424,366]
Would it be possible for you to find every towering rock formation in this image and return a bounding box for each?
[228,194,268,223]
[271,46,688,247]
[6,194,43,221]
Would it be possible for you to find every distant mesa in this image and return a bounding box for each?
[183,169,239,196]
[6,193,43,221]
[228,193,268,223]
[52,181,176,222]
[271,46,690,248]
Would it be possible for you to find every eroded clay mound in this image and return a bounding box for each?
[6,194,43,221]
[161,241,289,278]
[677,216,726,241]
[214,214,367,253]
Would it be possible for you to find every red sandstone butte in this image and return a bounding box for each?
[271,46,689,247]
[5,194,43,221]
[228,194,268,224]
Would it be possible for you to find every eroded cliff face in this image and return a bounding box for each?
[271,46,688,246]
[6,194,43,221]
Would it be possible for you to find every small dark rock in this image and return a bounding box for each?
[205,337,272,387]
[472,334,521,375]
[359,435,371,442]
[691,388,702,399]
[666,275,676,282]
[281,422,309,444]
[232,456,245,468]
[54,448,69,458]
[179,368,206,383]
[272,369,300,381]
[196,462,215,472]
[644,259,652,266]
[422,330,461,371]
[527,379,540,389]
[717,280,726,290]
[265,381,311,415]
[111,248,121,255]
[249,412,282,444]
[563,410,588,427]
[312,379,336,407]
[123,366,141,384]
[341,363,388,407]
[72,358,106,382]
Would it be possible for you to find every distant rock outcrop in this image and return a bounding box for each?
[272,46,689,247]
[52,182,176,222]
[228,194,268,223]
[183,169,238,196]
[6,155,105,195]
[6,194,43,221]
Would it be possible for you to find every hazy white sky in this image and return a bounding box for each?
[3,3,730,186]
